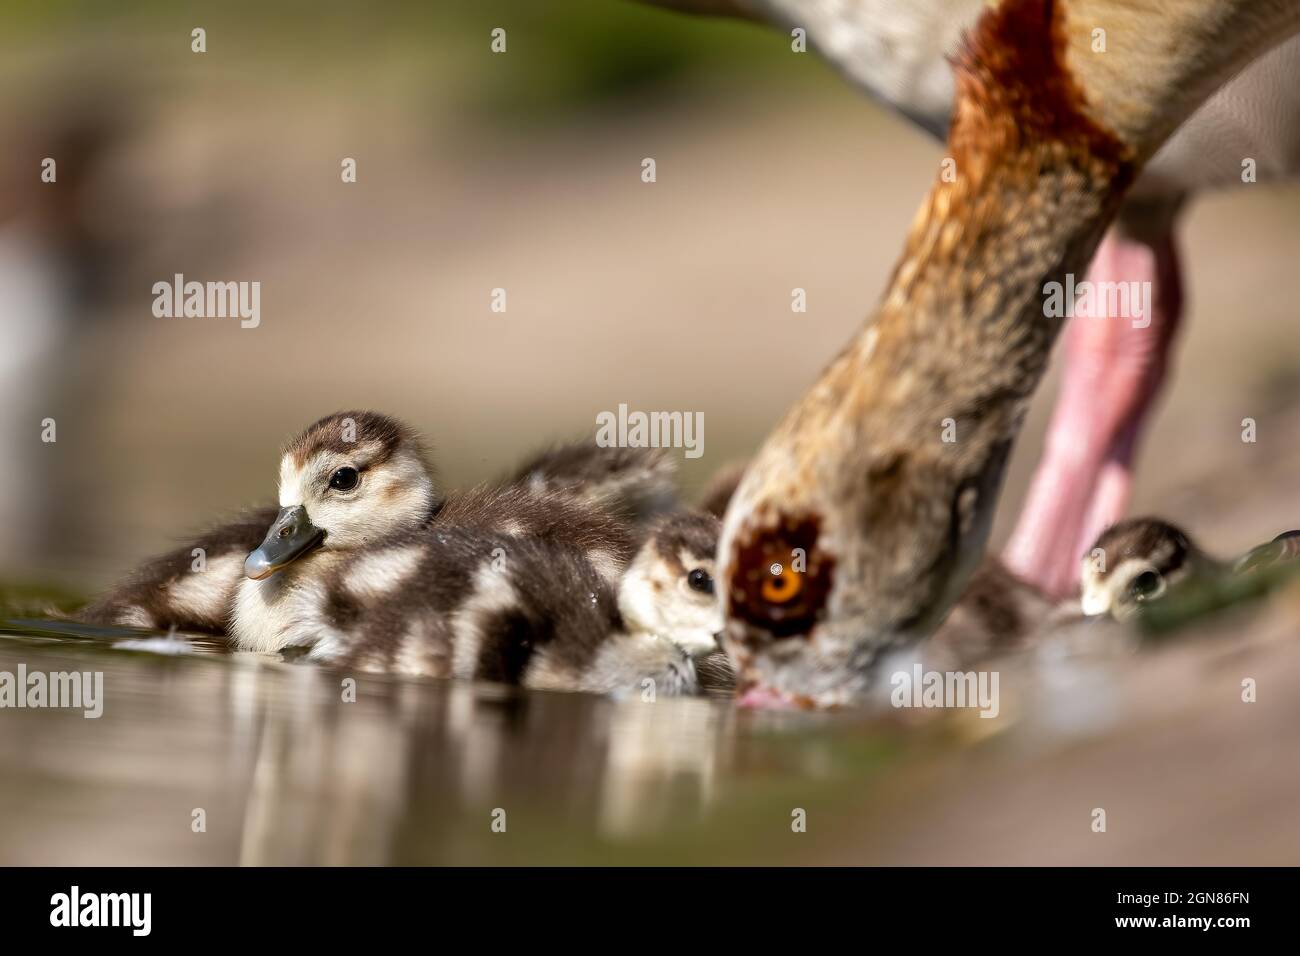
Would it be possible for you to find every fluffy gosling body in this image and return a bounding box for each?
[79,412,669,636]
[80,410,441,634]
[79,504,280,632]
[238,510,724,698]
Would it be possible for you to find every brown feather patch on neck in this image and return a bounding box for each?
[953,0,1131,169]
[883,0,1137,333]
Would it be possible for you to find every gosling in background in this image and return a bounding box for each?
[1081,517,1300,621]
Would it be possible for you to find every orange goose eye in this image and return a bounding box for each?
[727,513,831,640]
[761,564,803,604]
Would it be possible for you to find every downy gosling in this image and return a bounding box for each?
[79,410,674,635]
[1080,517,1300,621]
[79,411,442,633]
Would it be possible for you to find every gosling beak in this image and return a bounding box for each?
[244,505,325,580]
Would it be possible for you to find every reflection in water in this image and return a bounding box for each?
[230,669,740,863]
[7,611,1230,865]
[598,697,734,838]
[0,620,833,865]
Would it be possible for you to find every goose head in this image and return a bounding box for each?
[1079,517,1209,621]
[244,411,439,580]
[618,511,724,656]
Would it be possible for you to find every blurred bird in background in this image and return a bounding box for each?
[0,94,129,574]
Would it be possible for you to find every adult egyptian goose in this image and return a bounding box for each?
[643,0,1300,597]
[711,0,1300,707]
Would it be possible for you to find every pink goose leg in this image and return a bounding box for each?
[1002,225,1184,598]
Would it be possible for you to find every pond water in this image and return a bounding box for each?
[8,588,1286,865]
[0,616,907,865]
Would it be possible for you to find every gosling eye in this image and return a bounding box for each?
[1128,569,1164,602]
[328,466,360,492]
[687,568,714,595]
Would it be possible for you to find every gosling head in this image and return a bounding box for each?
[618,510,724,656]
[244,411,439,580]
[1079,517,1208,621]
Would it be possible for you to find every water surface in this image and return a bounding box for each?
[7,592,1296,865]
[0,617,904,865]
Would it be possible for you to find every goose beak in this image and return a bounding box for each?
[244,505,325,580]
[736,683,816,710]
